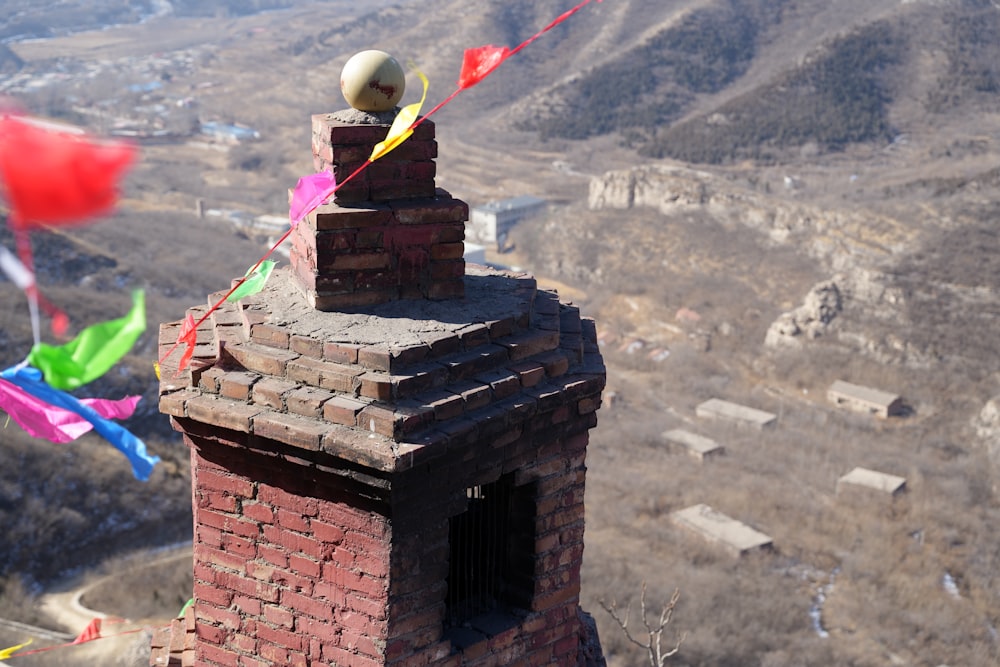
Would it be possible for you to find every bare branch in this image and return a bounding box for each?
[599,583,684,667]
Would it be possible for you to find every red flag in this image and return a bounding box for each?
[176,314,197,372]
[0,115,135,227]
[458,45,511,89]
[72,618,102,644]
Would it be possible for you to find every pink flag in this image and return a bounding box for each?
[289,170,337,226]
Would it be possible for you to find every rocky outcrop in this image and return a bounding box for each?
[973,397,1000,470]
[588,165,915,270]
[765,279,842,346]
[763,269,940,367]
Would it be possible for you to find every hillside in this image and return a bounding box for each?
[2,0,1000,665]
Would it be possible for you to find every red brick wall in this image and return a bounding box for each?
[185,419,596,666]
[293,116,466,309]
[188,438,393,667]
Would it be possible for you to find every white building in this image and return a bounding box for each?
[672,504,773,557]
[696,398,777,429]
[836,467,907,503]
[662,429,724,462]
[828,380,903,418]
[468,195,546,249]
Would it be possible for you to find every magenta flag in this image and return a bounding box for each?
[0,378,140,443]
[289,171,337,226]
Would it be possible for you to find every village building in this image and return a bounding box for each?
[836,467,907,504]
[671,504,773,557]
[695,398,776,429]
[152,86,606,666]
[827,380,903,418]
[467,195,546,250]
[662,428,724,462]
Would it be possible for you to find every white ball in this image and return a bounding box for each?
[340,50,406,112]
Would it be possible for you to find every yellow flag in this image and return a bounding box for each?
[0,638,33,658]
[369,67,429,162]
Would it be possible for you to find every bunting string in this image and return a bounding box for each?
[158,0,604,372]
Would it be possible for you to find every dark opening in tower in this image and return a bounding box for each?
[446,474,536,629]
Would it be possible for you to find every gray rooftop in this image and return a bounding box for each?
[838,467,906,495]
[672,504,772,555]
[696,398,776,428]
[828,380,900,407]
[662,429,723,456]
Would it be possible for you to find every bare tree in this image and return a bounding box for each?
[600,584,684,667]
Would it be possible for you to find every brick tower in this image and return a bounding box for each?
[154,108,607,666]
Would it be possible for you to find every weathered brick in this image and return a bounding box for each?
[323,341,362,364]
[251,377,298,411]
[500,330,561,361]
[422,331,461,358]
[443,345,509,381]
[281,588,335,622]
[308,200,394,228]
[220,371,259,401]
[198,367,226,394]
[358,346,392,372]
[289,553,322,578]
[250,323,291,349]
[224,342,299,377]
[323,251,390,272]
[359,372,393,401]
[358,403,398,437]
[159,388,198,418]
[420,390,465,421]
[187,395,262,433]
[476,370,521,400]
[457,323,490,348]
[509,361,545,388]
[287,357,363,393]
[263,604,295,630]
[323,394,369,426]
[252,412,327,452]
[390,197,468,224]
[286,386,335,418]
[289,334,324,358]
[242,502,274,525]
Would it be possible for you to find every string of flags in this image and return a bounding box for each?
[158,0,604,372]
[0,111,153,478]
[0,0,603,658]
[0,599,195,660]
[1,0,603,477]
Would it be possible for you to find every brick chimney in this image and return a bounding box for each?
[155,109,607,667]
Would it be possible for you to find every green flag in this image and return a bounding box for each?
[227,260,276,302]
[178,597,195,618]
[27,290,146,390]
